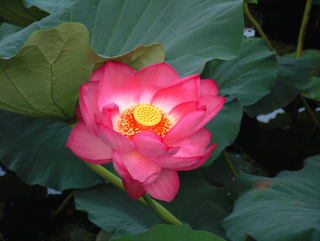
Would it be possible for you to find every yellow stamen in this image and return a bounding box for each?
[119,104,172,139]
[133,104,161,131]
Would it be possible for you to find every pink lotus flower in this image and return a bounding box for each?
[66,62,225,202]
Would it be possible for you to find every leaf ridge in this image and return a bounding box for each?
[104,0,128,55]
[1,67,49,116]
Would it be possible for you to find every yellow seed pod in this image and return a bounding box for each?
[134,104,162,130]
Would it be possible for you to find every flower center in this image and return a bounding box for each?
[133,104,162,130]
[119,104,172,139]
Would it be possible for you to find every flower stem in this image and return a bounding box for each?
[243,3,275,52]
[84,162,182,225]
[142,194,182,225]
[52,192,74,216]
[295,1,319,130]
[223,149,238,179]
[298,92,320,130]
[296,0,313,58]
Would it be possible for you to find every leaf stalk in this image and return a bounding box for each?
[296,0,313,58]
[223,149,239,179]
[243,3,275,52]
[295,1,320,130]
[84,162,182,225]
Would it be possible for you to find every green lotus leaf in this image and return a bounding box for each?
[302,76,320,102]
[74,183,164,240]
[244,0,258,3]
[244,54,320,117]
[0,0,244,77]
[160,171,234,240]
[201,152,253,191]
[113,224,225,241]
[0,23,22,41]
[0,22,164,122]
[0,0,50,27]
[286,49,320,58]
[223,155,320,241]
[201,37,278,106]
[0,109,107,191]
[74,171,233,240]
[24,0,74,14]
[203,98,243,166]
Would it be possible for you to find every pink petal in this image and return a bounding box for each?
[142,168,179,202]
[200,79,219,96]
[96,122,135,152]
[151,75,200,113]
[122,179,145,199]
[112,151,134,182]
[76,106,83,123]
[163,109,206,144]
[66,122,112,164]
[148,143,217,171]
[98,62,140,112]
[133,131,180,158]
[114,61,138,74]
[149,155,202,170]
[170,128,211,157]
[89,65,104,82]
[196,96,226,129]
[135,63,180,104]
[168,101,197,125]
[112,150,161,185]
[90,62,137,82]
[79,81,100,134]
[186,143,218,170]
[95,103,120,131]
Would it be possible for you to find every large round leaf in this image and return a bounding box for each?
[0,22,164,121]
[0,110,106,191]
[223,155,320,241]
[113,224,225,241]
[245,52,320,117]
[201,152,253,191]
[24,0,74,14]
[203,98,243,166]
[74,170,233,240]
[74,184,165,240]
[201,37,278,106]
[0,0,49,27]
[0,0,244,76]
[302,76,320,102]
[161,171,234,240]
[0,23,22,41]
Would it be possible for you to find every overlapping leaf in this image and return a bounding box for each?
[201,37,278,106]
[0,0,244,77]
[0,0,49,27]
[74,184,165,240]
[0,22,164,121]
[113,225,225,241]
[223,155,320,241]
[0,110,106,191]
[74,171,233,240]
[161,171,234,239]
[245,50,320,117]
[203,98,243,166]
[24,0,74,14]
[0,23,22,41]
[302,76,320,102]
[201,152,253,191]
[244,0,258,3]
